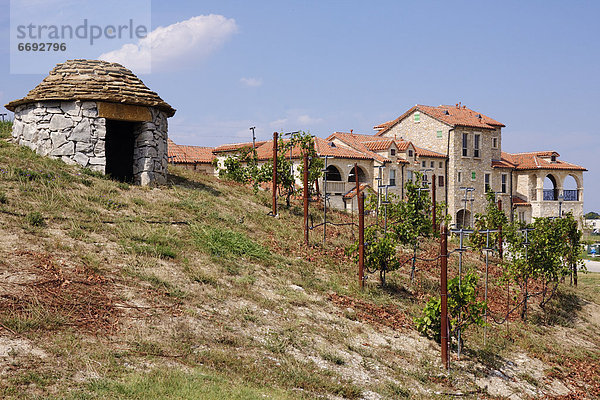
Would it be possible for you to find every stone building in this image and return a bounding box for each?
[168,139,215,175]
[5,59,176,185]
[375,104,586,226]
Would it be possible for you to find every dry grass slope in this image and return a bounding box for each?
[0,130,598,399]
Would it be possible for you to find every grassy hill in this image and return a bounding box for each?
[0,127,599,399]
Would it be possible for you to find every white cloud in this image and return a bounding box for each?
[240,77,263,87]
[99,14,237,74]
[297,114,323,125]
[269,118,288,128]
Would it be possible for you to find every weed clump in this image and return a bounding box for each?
[25,211,45,227]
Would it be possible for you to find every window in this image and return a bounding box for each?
[474,134,480,158]
[414,111,420,122]
[501,174,507,193]
[436,130,442,138]
[430,161,434,168]
[408,149,413,157]
[422,161,426,168]
[484,173,491,192]
[389,169,396,186]
[423,173,428,182]
[438,175,444,187]
[458,171,462,183]
[407,170,414,181]
[519,211,525,223]
[492,137,498,149]
[471,171,476,181]
[551,155,556,162]
[390,148,396,156]
[462,133,468,156]
[439,162,443,168]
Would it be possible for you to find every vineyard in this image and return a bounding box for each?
[0,128,598,399]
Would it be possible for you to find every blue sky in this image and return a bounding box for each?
[1,0,598,212]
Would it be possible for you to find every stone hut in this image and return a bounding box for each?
[5,59,176,185]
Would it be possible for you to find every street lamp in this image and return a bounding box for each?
[0,113,6,122]
[249,126,256,157]
[558,192,564,217]
[459,187,475,228]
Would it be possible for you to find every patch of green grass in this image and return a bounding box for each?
[192,225,269,261]
[122,226,181,259]
[0,191,7,204]
[62,368,299,400]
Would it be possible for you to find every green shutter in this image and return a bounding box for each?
[414,112,420,122]
[472,171,476,180]
[436,130,442,138]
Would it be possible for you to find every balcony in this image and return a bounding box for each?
[563,190,578,201]
[323,181,347,194]
[543,189,579,202]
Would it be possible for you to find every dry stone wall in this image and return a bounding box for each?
[11,100,106,171]
[11,100,168,186]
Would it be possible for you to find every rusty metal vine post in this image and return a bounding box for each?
[497,199,503,259]
[358,192,365,290]
[440,224,449,370]
[303,152,309,246]
[272,132,278,217]
[432,173,437,232]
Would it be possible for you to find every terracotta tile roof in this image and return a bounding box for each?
[414,146,447,159]
[326,132,392,164]
[213,141,266,153]
[375,104,504,136]
[491,158,516,169]
[168,139,214,164]
[362,139,395,151]
[502,152,586,171]
[343,183,372,199]
[512,196,531,207]
[373,120,395,130]
[313,137,375,160]
[5,59,175,116]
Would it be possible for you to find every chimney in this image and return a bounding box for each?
[350,129,353,134]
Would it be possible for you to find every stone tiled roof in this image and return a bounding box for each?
[375,104,504,136]
[5,59,175,117]
[168,139,214,164]
[502,151,586,171]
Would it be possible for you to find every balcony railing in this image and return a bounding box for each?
[542,189,579,201]
[563,190,578,201]
[543,189,557,201]
[324,181,346,194]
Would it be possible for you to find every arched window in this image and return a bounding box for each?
[456,209,472,229]
[325,165,342,181]
[543,174,558,201]
[348,166,367,183]
[563,175,579,201]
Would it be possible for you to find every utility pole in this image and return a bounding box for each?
[303,152,309,246]
[358,192,365,290]
[432,173,437,232]
[440,224,449,370]
[272,132,278,217]
[250,126,256,158]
